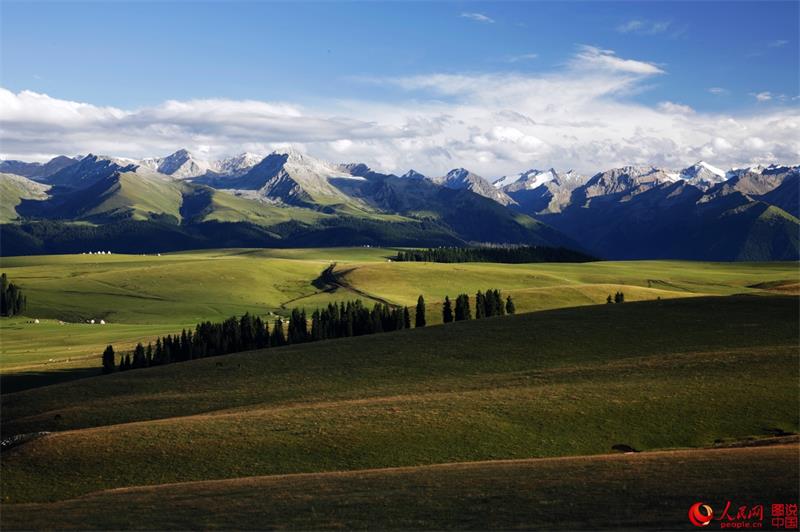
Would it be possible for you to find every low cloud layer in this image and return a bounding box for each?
[1,46,797,177]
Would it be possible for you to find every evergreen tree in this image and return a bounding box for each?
[271,318,286,346]
[442,296,454,323]
[454,294,471,321]
[475,291,485,319]
[403,307,411,329]
[607,294,613,304]
[415,295,426,327]
[505,295,516,315]
[0,273,26,317]
[132,342,146,369]
[494,289,505,316]
[102,345,115,374]
[154,338,164,365]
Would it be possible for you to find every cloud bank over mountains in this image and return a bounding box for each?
[1,46,797,176]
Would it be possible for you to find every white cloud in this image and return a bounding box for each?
[658,101,694,114]
[751,91,773,102]
[571,45,664,75]
[768,39,789,47]
[707,87,729,95]
[616,19,671,35]
[505,53,538,63]
[460,12,494,24]
[2,46,798,176]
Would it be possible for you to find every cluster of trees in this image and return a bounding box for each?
[607,292,626,304]
[0,273,26,317]
[104,298,416,373]
[101,290,521,374]
[443,289,515,323]
[395,246,594,264]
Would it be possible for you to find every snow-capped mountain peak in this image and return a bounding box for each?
[401,169,426,180]
[677,161,727,189]
[494,168,559,191]
[139,149,212,179]
[213,152,263,177]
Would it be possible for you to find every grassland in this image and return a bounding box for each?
[1,248,796,386]
[2,444,796,530]
[2,296,797,508]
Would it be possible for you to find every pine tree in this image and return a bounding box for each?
[505,295,516,315]
[272,318,286,346]
[415,295,426,327]
[102,345,115,374]
[607,294,613,304]
[0,273,26,317]
[461,294,471,320]
[475,291,485,319]
[494,290,505,316]
[132,342,146,369]
[403,307,411,329]
[454,294,471,321]
[443,296,454,323]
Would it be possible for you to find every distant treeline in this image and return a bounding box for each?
[0,273,26,317]
[443,289,514,323]
[101,289,515,374]
[394,246,595,264]
[104,298,415,373]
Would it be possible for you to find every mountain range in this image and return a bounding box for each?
[0,149,797,260]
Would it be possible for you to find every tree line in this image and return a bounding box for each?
[442,289,515,323]
[101,289,518,374]
[0,273,26,317]
[607,291,625,304]
[394,246,595,264]
[103,298,416,374]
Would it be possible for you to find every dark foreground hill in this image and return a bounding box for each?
[3,444,796,530]
[2,295,796,525]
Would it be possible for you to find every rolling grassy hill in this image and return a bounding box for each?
[2,296,797,511]
[3,444,796,530]
[1,249,797,387]
[0,296,800,527]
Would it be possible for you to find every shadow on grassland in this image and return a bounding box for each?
[1,366,102,394]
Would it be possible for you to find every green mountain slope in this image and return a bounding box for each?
[0,173,49,222]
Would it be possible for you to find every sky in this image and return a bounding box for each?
[1,0,798,177]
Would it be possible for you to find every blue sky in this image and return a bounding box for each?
[1,1,798,175]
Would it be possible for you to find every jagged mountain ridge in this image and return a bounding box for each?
[1,150,573,255]
[0,150,797,259]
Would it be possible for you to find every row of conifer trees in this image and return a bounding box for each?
[104,299,416,373]
[102,290,514,374]
[395,246,594,264]
[0,273,26,317]
[442,289,514,323]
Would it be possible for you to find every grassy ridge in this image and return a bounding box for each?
[2,444,796,530]
[1,249,796,377]
[2,296,797,504]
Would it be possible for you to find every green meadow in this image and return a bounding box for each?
[1,248,796,383]
[0,247,797,528]
[1,295,797,528]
